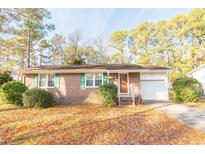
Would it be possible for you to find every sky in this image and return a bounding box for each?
[47,8,192,40]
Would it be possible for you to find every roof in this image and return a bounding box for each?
[22,64,169,74]
[187,63,205,76]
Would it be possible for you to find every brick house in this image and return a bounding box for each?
[22,64,169,104]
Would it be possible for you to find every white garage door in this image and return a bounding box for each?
[140,80,169,101]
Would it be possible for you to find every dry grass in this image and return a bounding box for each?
[0,103,205,145]
[184,103,205,110]
[180,98,205,110]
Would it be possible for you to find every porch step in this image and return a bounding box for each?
[119,97,133,102]
[119,101,133,105]
[119,97,135,105]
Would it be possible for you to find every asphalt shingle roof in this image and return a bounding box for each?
[24,64,169,70]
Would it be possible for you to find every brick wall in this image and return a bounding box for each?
[24,72,140,104]
[59,74,101,104]
[129,72,140,96]
[24,74,101,104]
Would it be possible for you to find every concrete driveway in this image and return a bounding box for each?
[148,102,205,132]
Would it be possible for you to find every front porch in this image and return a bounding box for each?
[118,94,135,105]
[108,72,140,105]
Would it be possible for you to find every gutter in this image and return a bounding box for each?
[21,68,170,75]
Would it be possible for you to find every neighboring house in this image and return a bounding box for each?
[187,64,205,95]
[22,64,170,104]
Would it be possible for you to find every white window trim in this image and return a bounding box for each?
[38,74,55,88]
[85,73,103,88]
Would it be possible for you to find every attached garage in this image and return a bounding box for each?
[140,73,169,101]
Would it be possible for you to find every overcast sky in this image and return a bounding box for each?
[47,8,192,40]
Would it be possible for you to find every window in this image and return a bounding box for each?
[39,75,47,87]
[48,75,55,87]
[95,74,103,86]
[38,74,57,88]
[85,74,103,88]
[86,74,94,87]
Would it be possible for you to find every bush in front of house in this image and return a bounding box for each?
[0,72,13,87]
[172,77,202,103]
[99,83,118,107]
[1,81,28,105]
[23,88,54,108]
[0,88,4,103]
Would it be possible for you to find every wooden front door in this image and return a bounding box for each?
[120,74,128,93]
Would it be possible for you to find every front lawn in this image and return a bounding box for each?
[177,98,205,110]
[0,103,205,144]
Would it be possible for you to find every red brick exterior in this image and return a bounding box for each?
[24,72,140,104]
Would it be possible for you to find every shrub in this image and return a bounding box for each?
[0,88,4,103]
[1,81,28,105]
[0,72,13,87]
[23,88,54,108]
[172,77,202,103]
[99,84,118,107]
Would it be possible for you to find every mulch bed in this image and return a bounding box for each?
[0,103,205,144]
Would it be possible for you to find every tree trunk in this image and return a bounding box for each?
[26,29,31,68]
[39,49,42,66]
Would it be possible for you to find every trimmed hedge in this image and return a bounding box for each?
[23,88,54,108]
[99,84,118,107]
[172,77,202,103]
[1,81,28,105]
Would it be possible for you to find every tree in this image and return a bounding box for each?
[64,30,101,65]
[185,9,205,69]
[0,9,8,33]
[166,14,189,80]
[49,34,66,65]
[93,34,109,64]
[109,30,128,64]
[0,9,16,70]
[110,9,205,81]
[83,45,98,64]
[38,40,51,66]
[129,22,155,64]
[0,9,55,80]
[64,30,84,65]
[13,9,55,68]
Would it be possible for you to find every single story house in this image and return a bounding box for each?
[22,64,170,104]
[187,64,205,95]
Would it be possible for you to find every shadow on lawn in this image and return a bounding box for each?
[0,107,22,112]
[4,105,193,145]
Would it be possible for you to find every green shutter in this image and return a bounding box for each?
[80,73,85,89]
[54,74,60,88]
[103,72,108,85]
[32,75,38,88]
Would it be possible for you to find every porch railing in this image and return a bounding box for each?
[118,86,136,106]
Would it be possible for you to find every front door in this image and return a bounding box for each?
[120,74,128,93]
